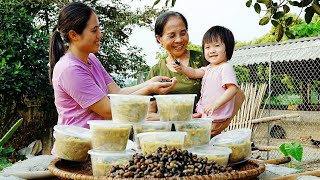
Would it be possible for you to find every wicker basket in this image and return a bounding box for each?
[48,158,265,180]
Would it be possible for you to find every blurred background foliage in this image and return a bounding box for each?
[0,0,165,150]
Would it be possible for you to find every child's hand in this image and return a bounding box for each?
[192,113,202,118]
[172,62,184,72]
[204,103,217,116]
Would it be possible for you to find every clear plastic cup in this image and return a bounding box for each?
[53,125,91,161]
[188,145,232,166]
[154,94,197,122]
[88,120,131,151]
[108,94,152,123]
[210,128,252,164]
[132,121,172,149]
[137,131,187,153]
[88,150,134,176]
[174,118,212,148]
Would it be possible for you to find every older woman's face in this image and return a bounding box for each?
[156,16,189,58]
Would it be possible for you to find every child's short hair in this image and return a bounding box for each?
[202,26,235,60]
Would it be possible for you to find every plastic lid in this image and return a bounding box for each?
[88,149,135,157]
[210,128,251,145]
[174,118,213,124]
[53,125,91,139]
[87,120,131,128]
[108,94,152,98]
[153,94,197,97]
[137,131,187,139]
[126,140,135,150]
[188,145,232,156]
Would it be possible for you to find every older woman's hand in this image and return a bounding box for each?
[148,77,177,95]
[148,76,171,83]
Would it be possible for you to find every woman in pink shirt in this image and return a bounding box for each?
[49,2,177,128]
[173,26,239,135]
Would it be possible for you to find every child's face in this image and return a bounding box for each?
[204,38,227,66]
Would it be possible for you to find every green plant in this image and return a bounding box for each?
[279,142,303,169]
[0,118,24,170]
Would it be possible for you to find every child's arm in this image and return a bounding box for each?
[172,63,204,79]
[204,84,238,115]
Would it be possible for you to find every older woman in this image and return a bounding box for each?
[147,11,245,136]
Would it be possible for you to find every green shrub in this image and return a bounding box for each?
[0,0,55,145]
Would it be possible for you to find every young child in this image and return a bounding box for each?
[173,25,239,122]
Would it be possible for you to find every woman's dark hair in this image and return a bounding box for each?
[154,11,188,43]
[202,26,235,60]
[49,2,95,84]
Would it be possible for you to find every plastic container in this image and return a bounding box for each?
[108,94,151,123]
[210,128,252,164]
[174,118,212,148]
[188,145,232,166]
[137,132,187,153]
[88,150,134,176]
[53,125,91,162]
[133,121,172,149]
[295,175,320,180]
[88,120,131,151]
[154,94,197,122]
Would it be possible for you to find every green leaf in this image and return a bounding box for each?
[290,1,301,7]
[305,6,315,24]
[279,144,289,156]
[284,142,303,162]
[285,30,295,39]
[2,147,15,154]
[273,11,285,19]
[285,17,293,26]
[271,20,280,27]
[312,3,320,15]
[257,0,271,7]
[0,118,23,147]
[171,0,176,7]
[275,24,284,41]
[283,5,290,13]
[259,16,270,25]
[165,0,170,7]
[301,0,313,7]
[246,0,252,7]
[153,0,161,7]
[254,3,261,13]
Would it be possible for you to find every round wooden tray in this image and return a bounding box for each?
[48,158,265,180]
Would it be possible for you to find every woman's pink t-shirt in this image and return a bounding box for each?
[52,53,113,128]
[196,63,238,121]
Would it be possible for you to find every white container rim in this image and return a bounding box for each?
[87,120,131,127]
[53,125,91,139]
[108,94,152,98]
[188,145,232,155]
[88,149,135,156]
[174,118,213,124]
[153,94,197,97]
[136,131,187,138]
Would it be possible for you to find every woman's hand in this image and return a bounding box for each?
[148,77,177,94]
[148,76,171,83]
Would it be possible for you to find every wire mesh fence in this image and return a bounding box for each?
[232,57,320,170]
